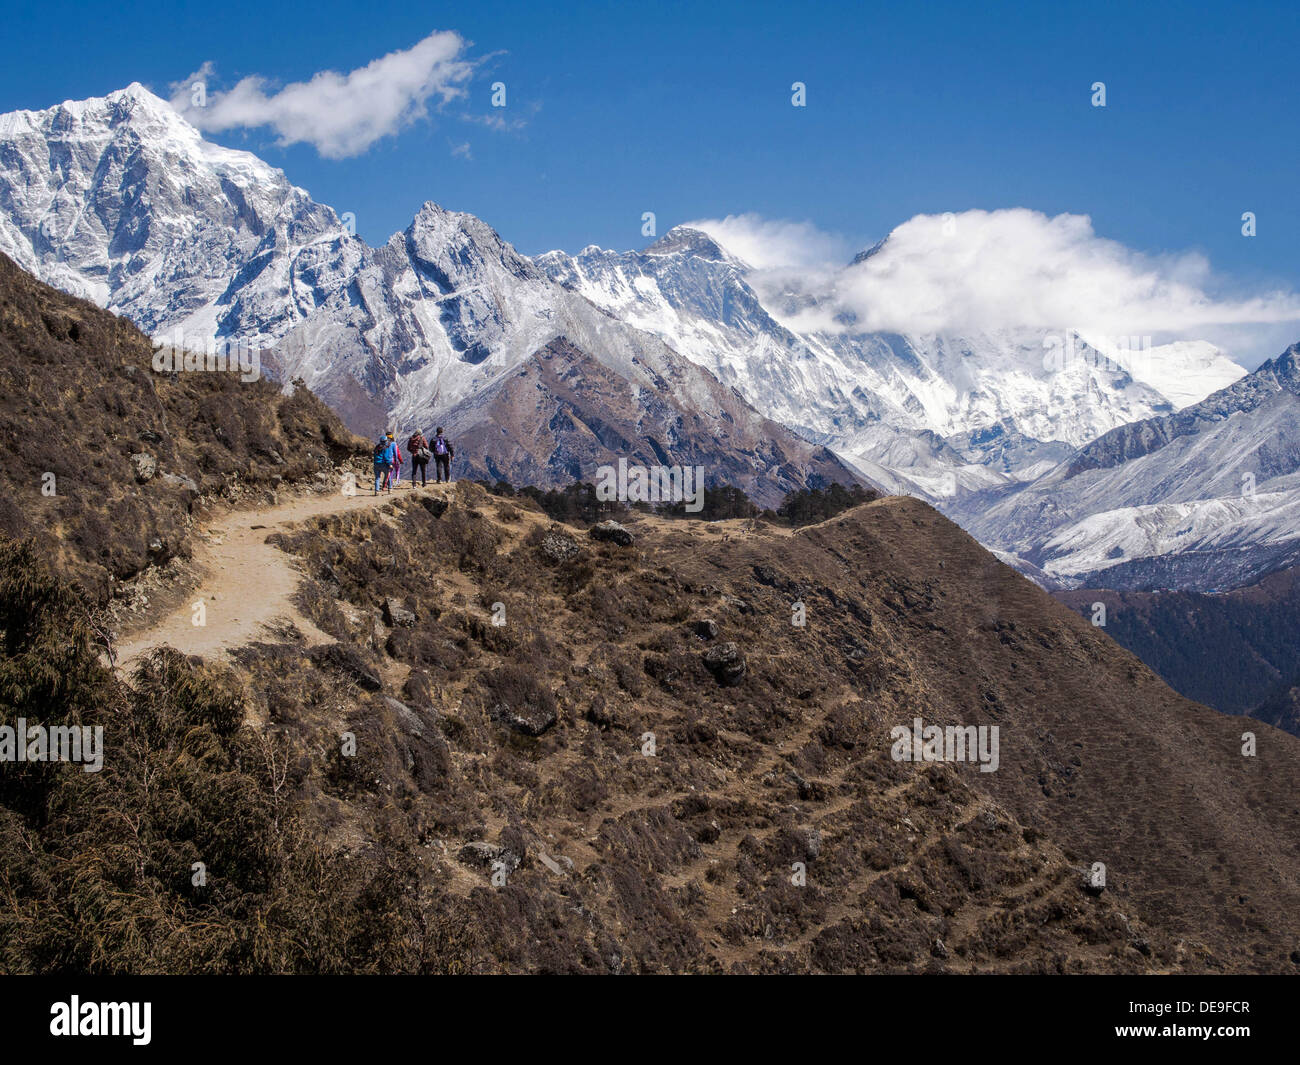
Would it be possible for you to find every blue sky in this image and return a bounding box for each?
[3,0,1298,358]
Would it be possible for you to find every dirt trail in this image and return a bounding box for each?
[112,481,454,671]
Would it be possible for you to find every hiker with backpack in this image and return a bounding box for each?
[408,429,431,487]
[373,432,396,494]
[432,427,454,483]
[391,436,403,488]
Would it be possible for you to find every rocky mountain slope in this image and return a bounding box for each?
[958,343,1300,590]
[537,228,1245,494]
[0,250,362,603]
[440,335,851,502]
[1056,566,1300,731]
[0,84,354,345]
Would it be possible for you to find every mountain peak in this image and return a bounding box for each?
[405,199,541,283]
[410,199,506,246]
[1267,341,1300,388]
[54,82,188,126]
[0,82,210,155]
[645,226,732,262]
[850,237,888,266]
[106,81,167,105]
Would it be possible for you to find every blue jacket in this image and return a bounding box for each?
[373,440,396,466]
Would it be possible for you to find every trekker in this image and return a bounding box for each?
[432,427,454,483]
[391,437,403,488]
[373,432,396,494]
[408,429,430,487]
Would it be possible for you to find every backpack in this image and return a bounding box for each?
[373,438,389,460]
[434,436,448,456]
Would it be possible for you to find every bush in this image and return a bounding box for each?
[658,484,760,521]
[0,535,467,973]
[776,483,878,526]
[515,482,624,525]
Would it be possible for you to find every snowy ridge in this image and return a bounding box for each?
[953,344,1300,589]
[536,231,1247,494]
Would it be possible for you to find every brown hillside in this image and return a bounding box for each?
[440,335,861,508]
[1,255,1296,974]
[0,251,365,603]
[792,498,1300,971]
[236,486,1300,972]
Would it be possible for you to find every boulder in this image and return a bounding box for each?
[589,520,634,547]
[541,529,582,562]
[384,696,430,739]
[702,641,746,686]
[383,597,416,627]
[692,618,719,640]
[492,698,558,737]
[160,471,199,493]
[130,452,157,483]
[722,594,753,614]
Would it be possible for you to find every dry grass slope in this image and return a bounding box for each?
[0,251,365,604]
[2,255,1297,973]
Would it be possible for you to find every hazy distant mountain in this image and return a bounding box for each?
[1056,565,1300,728]
[958,343,1300,590]
[1252,672,1300,737]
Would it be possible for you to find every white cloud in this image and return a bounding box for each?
[834,209,1300,335]
[170,32,476,158]
[689,208,1300,365]
[681,213,850,271]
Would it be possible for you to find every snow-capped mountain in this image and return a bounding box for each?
[0,83,359,345]
[953,344,1300,589]
[537,228,1246,495]
[0,85,859,505]
[535,222,1295,593]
